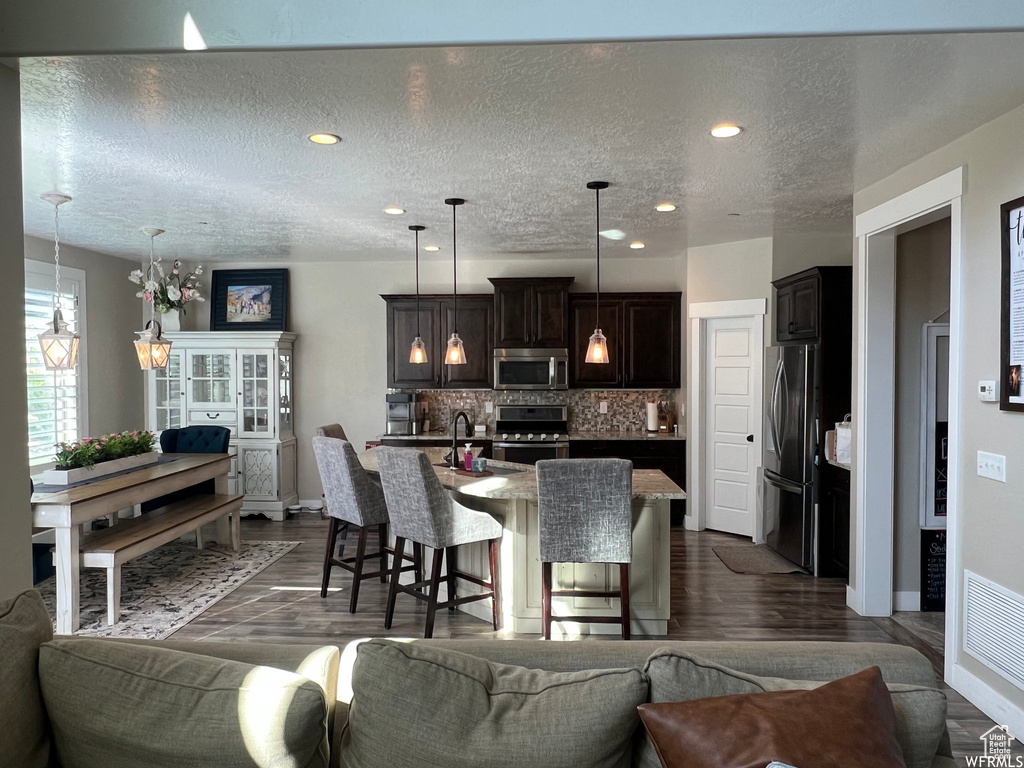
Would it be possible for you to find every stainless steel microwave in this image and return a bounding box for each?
[493,348,569,390]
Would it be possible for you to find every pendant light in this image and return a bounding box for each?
[134,228,173,370]
[444,197,467,365]
[408,224,428,364]
[585,181,610,364]
[37,193,81,370]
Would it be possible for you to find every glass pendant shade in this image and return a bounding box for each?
[39,309,81,370]
[409,335,427,364]
[585,328,609,364]
[408,224,429,364]
[38,192,80,370]
[445,333,467,365]
[134,320,172,370]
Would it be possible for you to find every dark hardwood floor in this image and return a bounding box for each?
[170,513,993,758]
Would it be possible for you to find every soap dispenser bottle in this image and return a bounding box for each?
[464,444,474,471]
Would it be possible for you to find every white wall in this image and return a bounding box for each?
[184,253,687,500]
[854,100,1024,714]
[24,237,145,437]
[772,230,853,280]
[0,64,31,599]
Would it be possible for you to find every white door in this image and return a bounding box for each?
[704,316,762,536]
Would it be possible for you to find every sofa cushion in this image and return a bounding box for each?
[339,638,649,768]
[639,650,946,768]
[0,589,52,768]
[39,638,330,768]
[639,666,907,768]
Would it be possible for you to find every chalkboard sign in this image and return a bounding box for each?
[921,530,946,612]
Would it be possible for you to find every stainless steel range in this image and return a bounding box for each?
[492,404,569,465]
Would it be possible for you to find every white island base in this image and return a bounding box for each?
[423,493,673,636]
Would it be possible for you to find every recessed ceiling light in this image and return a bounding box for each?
[384,207,406,215]
[629,242,645,249]
[424,245,440,251]
[308,133,341,145]
[655,203,676,212]
[711,124,742,138]
[599,229,626,240]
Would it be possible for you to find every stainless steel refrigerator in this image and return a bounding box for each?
[762,344,818,569]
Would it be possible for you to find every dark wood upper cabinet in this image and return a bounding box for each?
[569,296,622,387]
[623,296,681,388]
[489,277,573,349]
[774,270,821,342]
[569,292,682,389]
[385,297,440,389]
[441,296,494,389]
[383,294,492,389]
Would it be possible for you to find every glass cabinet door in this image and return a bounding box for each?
[238,350,273,437]
[279,352,293,437]
[187,350,235,408]
[153,352,184,431]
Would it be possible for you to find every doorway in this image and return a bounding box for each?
[852,167,963,685]
[687,299,766,536]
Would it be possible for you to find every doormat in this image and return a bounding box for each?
[37,539,300,639]
[713,545,806,575]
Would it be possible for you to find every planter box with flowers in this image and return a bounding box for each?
[41,431,158,486]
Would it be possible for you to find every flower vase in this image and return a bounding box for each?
[160,310,181,332]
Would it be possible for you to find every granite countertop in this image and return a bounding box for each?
[569,429,686,441]
[377,428,686,442]
[360,446,686,501]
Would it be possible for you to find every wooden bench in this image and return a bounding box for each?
[79,493,244,625]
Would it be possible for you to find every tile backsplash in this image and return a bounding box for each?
[393,389,679,434]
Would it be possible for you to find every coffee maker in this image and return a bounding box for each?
[386,393,421,435]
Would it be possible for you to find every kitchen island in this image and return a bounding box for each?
[359,446,685,636]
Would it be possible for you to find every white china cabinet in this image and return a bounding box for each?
[145,331,298,520]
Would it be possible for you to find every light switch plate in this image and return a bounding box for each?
[484,401,493,414]
[599,401,608,414]
[977,451,1006,482]
[978,380,997,401]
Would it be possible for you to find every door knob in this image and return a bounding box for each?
[746,434,754,442]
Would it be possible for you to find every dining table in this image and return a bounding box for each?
[31,453,234,634]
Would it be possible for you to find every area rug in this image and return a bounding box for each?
[37,539,300,639]
[712,544,806,574]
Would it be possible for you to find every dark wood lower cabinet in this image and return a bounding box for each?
[569,439,686,524]
[818,466,850,580]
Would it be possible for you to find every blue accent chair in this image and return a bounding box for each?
[141,426,231,513]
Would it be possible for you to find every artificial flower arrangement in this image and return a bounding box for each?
[128,259,205,314]
[54,430,156,470]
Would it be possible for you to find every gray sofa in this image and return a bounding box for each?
[2,589,956,768]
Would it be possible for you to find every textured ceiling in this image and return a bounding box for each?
[19,33,1024,263]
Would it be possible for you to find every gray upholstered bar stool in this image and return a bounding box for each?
[312,436,421,613]
[375,447,503,638]
[536,458,633,640]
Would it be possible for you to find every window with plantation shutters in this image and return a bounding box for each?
[25,260,88,466]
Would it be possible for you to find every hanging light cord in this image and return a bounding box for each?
[595,185,601,324]
[148,235,157,330]
[414,227,421,337]
[52,202,62,312]
[452,203,458,334]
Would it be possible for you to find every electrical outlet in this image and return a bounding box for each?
[978,380,998,401]
[977,451,1006,482]
[599,401,608,414]
[484,401,493,414]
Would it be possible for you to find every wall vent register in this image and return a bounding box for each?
[964,570,1024,692]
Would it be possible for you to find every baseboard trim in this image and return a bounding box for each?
[893,591,921,612]
[950,662,1024,740]
[847,584,865,615]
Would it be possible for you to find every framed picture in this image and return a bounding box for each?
[210,269,289,332]
[1000,196,1024,412]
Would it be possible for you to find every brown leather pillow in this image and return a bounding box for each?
[638,666,907,768]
